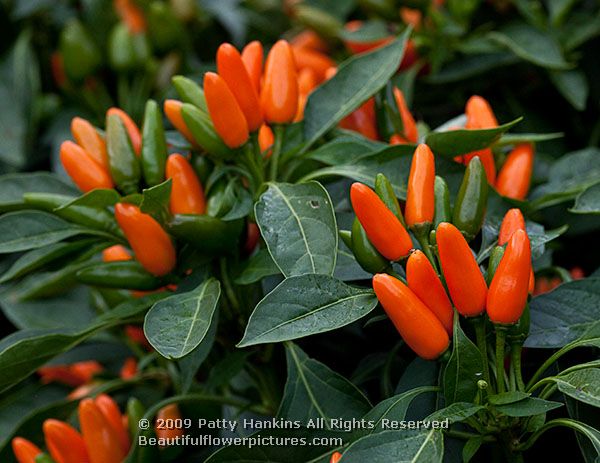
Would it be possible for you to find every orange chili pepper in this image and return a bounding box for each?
[340,99,379,140]
[166,153,206,215]
[498,208,526,245]
[495,143,534,200]
[487,229,531,324]
[406,250,454,334]
[164,99,196,144]
[11,437,42,463]
[43,419,90,463]
[343,20,393,54]
[60,141,114,192]
[95,394,130,453]
[324,66,337,80]
[120,357,138,380]
[156,404,185,441]
[291,46,334,82]
[38,360,103,387]
[405,144,435,228]
[217,43,263,131]
[102,244,132,262]
[79,399,126,463]
[389,134,408,145]
[350,182,413,261]
[241,40,263,93]
[330,451,343,463]
[106,107,142,155]
[204,72,249,148]
[464,96,498,183]
[400,7,422,29]
[71,117,109,170]
[258,124,275,157]
[114,202,176,276]
[290,30,328,53]
[68,383,99,400]
[114,0,146,33]
[261,40,299,124]
[125,325,152,350]
[295,68,318,121]
[244,221,260,254]
[392,87,418,143]
[436,222,487,317]
[373,273,450,359]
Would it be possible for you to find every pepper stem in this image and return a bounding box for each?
[495,327,507,394]
[472,317,493,394]
[268,125,285,181]
[511,342,526,392]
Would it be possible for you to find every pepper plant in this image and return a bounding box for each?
[0,24,599,463]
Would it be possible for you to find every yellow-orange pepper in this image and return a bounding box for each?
[405,144,435,227]
[166,153,206,214]
[164,99,196,144]
[241,40,263,93]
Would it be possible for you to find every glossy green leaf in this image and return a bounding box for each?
[425,402,484,424]
[234,249,281,285]
[144,278,221,359]
[139,179,172,224]
[55,189,121,211]
[493,397,563,417]
[278,343,371,427]
[0,173,77,211]
[255,182,338,277]
[550,70,589,111]
[238,275,378,347]
[570,183,600,214]
[303,30,411,150]
[554,369,600,408]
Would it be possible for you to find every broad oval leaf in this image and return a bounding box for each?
[0,211,87,253]
[255,182,337,277]
[303,30,411,150]
[278,343,371,428]
[554,369,600,408]
[443,315,484,404]
[527,278,600,348]
[425,118,522,159]
[144,278,221,359]
[234,249,281,285]
[570,182,600,215]
[341,429,444,463]
[238,275,378,347]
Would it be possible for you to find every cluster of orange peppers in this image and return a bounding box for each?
[351,142,533,360]
[12,396,184,463]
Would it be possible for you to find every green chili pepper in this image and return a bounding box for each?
[452,156,488,241]
[433,176,451,227]
[147,1,181,52]
[141,100,168,187]
[35,454,55,463]
[76,261,165,290]
[22,193,122,237]
[374,173,406,227]
[59,20,101,81]
[339,230,352,249]
[374,87,395,142]
[172,76,208,112]
[180,103,232,159]
[127,397,147,438]
[190,154,213,185]
[486,245,505,285]
[108,22,151,72]
[167,214,243,254]
[351,218,389,274]
[107,113,142,194]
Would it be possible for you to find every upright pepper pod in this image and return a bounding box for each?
[204,72,249,148]
[350,182,413,261]
[374,173,405,226]
[295,67,318,121]
[114,203,176,276]
[79,399,127,463]
[106,113,141,194]
[452,156,488,241]
[291,46,335,82]
[392,87,418,143]
[141,100,168,186]
[71,117,109,170]
[406,250,454,334]
[436,222,487,317]
[433,176,451,227]
[343,20,393,54]
[172,76,208,111]
[261,40,299,124]
[330,451,343,463]
[372,273,450,360]
[487,229,531,324]
[156,404,185,441]
[11,437,42,463]
[498,208,526,245]
[351,218,389,273]
[241,40,264,93]
[180,103,233,158]
[59,20,101,81]
[107,108,142,155]
[95,394,130,453]
[340,99,378,141]
[103,244,131,262]
[164,99,196,144]
[405,144,435,230]
[464,95,498,184]
[217,43,263,131]
[60,141,114,192]
[496,144,534,200]
[42,419,89,463]
[166,153,206,214]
